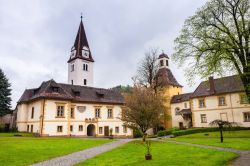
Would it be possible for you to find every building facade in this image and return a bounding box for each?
[16,19,132,137]
[170,75,250,128]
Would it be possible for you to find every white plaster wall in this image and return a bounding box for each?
[192,93,250,127]
[37,99,132,137]
[171,102,191,128]
[16,101,41,132]
[68,59,93,86]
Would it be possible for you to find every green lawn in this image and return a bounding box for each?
[0,137,112,166]
[77,141,238,166]
[0,132,34,137]
[171,130,250,150]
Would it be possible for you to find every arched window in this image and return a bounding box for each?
[175,107,180,115]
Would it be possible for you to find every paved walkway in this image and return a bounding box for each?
[154,138,250,166]
[31,139,133,166]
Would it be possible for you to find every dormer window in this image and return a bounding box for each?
[52,87,59,93]
[96,92,104,98]
[74,91,80,96]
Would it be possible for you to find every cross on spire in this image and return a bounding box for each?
[80,13,83,20]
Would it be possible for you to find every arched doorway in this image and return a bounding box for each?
[87,124,95,136]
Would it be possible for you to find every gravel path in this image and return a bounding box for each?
[154,138,250,166]
[31,139,133,166]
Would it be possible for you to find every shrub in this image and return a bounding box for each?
[133,128,143,138]
[157,129,172,137]
[172,127,250,137]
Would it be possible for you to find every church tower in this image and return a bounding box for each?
[68,17,94,86]
[157,52,183,129]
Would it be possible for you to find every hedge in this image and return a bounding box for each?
[172,127,250,137]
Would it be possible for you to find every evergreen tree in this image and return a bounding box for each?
[0,68,12,116]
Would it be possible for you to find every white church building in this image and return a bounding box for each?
[16,18,133,137]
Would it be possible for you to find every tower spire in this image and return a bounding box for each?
[67,16,94,63]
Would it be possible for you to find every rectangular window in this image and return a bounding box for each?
[71,80,74,85]
[27,125,29,132]
[71,64,74,72]
[160,60,163,66]
[166,60,168,66]
[56,106,64,117]
[243,112,250,122]
[184,103,187,108]
[240,94,248,104]
[31,125,33,133]
[115,127,119,133]
[83,64,88,71]
[107,109,113,118]
[95,108,100,118]
[99,127,103,134]
[199,99,205,108]
[84,79,87,85]
[57,126,63,132]
[79,125,83,131]
[218,96,226,106]
[31,107,34,119]
[201,114,207,123]
[70,125,73,132]
[123,125,127,133]
[70,107,75,119]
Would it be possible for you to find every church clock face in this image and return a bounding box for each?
[70,50,76,58]
[82,47,89,58]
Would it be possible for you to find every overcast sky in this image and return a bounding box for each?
[0,0,208,107]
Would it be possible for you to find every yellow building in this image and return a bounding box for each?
[157,53,182,128]
[170,75,250,128]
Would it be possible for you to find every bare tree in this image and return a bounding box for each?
[121,85,165,141]
[136,48,160,91]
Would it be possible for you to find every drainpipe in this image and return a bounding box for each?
[229,94,235,122]
[40,99,45,136]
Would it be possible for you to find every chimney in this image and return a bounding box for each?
[209,76,216,94]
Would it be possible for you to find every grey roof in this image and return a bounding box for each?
[18,80,124,105]
[157,68,182,87]
[171,93,192,103]
[191,75,245,98]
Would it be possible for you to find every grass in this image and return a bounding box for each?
[171,130,250,150]
[0,132,34,137]
[77,141,238,166]
[0,137,112,166]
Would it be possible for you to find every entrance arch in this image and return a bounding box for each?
[87,124,96,136]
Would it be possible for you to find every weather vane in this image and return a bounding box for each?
[80,12,83,20]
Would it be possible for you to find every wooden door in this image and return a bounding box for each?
[104,126,109,136]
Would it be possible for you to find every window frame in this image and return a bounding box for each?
[56,105,65,118]
[79,125,83,131]
[115,126,119,134]
[99,127,103,134]
[84,79,87,85]
[31,107,34,119]
[70,125,73,132]
[70,107,75,119]
[57,126,63,133]
[123,125,127,133]
[200,114,207,123]
[240,94,248,104]
[198,99,206,108]
[107,109,113,119]
[218,96,226,106]
[243,112,250,122]
[95,108,101,118]
[71,64,74,72]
